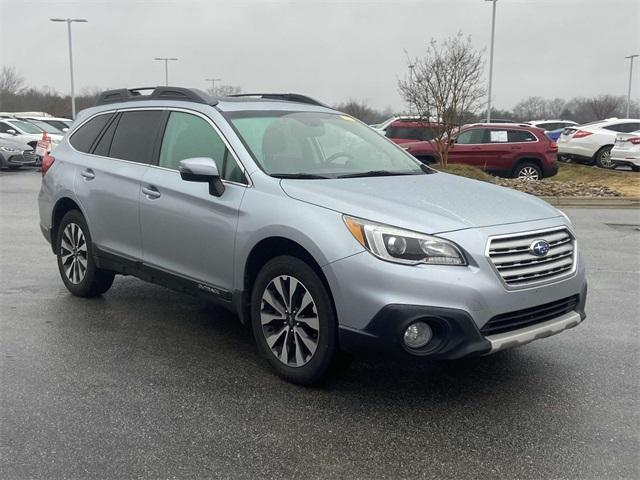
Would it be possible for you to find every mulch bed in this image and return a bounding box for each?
[493,178,622,197]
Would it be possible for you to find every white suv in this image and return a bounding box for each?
[0,118,63,150]
[557,118,640,168]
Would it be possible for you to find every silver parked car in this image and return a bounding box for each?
[38,87,587,385]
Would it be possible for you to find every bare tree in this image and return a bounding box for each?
[585,94,621,120]
[0,66,25,94]
[398,33,486,166]
[546,98,567,118]
[334,99,394,124]
[513,96,548,120]
[206,84,242,97]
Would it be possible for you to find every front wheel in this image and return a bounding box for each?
[56,210,115,297]
[513,162,542,181]
[595,146,614,169]
[251,256,337,385]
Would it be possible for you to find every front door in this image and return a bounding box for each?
[139,110,248,294]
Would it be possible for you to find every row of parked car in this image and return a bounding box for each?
[0,114,72,170]
[371,116,640,179]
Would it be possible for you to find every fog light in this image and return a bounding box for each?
[403,321,433,349]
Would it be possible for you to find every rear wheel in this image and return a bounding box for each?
[251,256,337,385]
[513,162,542,181]
[632,165,640,172]
[56,210,115,297]
[594,146,614,169]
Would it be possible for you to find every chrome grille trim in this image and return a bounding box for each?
[486,227,577,289]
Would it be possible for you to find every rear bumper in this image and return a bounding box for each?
[611,155,640,167]
[542,162,559,177]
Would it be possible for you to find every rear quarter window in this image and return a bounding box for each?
[69,113,114,153]
[108,110,164,164]
[508,130,537,142]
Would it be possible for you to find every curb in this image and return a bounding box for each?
[540,196,640,209]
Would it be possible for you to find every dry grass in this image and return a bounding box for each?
[435,162,640,196]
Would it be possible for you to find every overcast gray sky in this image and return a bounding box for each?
[1,0,638,111]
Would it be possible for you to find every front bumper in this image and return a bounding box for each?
[324,218,587,359]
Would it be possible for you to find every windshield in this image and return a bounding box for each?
[8,120,42,134]
[27,120,63,134]
[228,111,425,178]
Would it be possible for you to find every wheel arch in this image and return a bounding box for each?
[50,197,85,252]
[512,156,544,176]
[237,236,336,326]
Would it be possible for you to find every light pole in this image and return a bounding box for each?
[154,57,178,86]
[205,77,221,94]
[50,18,87,119]
[485,0,498,122]
[625,54,639,118]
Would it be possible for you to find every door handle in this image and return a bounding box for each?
[80,169,95,180]
[142,185,161,199]
[471,147,482,150]
[511,146,522,150]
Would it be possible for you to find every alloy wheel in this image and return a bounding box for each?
[60,222,88,284]
[517,166,540,181]
[260,275,319,367]
[599,149,613,168]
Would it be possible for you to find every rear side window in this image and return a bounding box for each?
[69,113,113,153]
[508,130,537,142]
[109,111,164,164]
[92,114,120,157]
[604,123,640,133]
[456,128,486,144]
[386,126,437,141]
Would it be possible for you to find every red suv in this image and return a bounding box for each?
[390,123,559,180]
[385,119,440,144]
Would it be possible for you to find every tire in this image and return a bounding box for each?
[251,256,337,385]
[594,146,614,169]
[632,165,640,172]
[56,210,115,297]
[513,162,542,181]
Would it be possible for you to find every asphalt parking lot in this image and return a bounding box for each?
[1,169,639,479]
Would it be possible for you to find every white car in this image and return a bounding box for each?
[526,120,578,141]
[557,118,640,168]
[23,116,73,132]
[611,130,640,171]
[0,118,63,150]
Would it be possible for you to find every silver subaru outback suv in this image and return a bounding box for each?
[38,87,587,385]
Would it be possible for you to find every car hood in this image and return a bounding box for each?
[0,137,31,150]
[280,172,561,234]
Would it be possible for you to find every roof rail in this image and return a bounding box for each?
[227,93,328,107]
[96,86,217,106]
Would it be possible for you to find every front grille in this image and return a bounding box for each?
[481,295,579,336]
[22,150,38,163]
[487,227,575,287]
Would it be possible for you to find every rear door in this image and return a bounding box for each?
[139,110,248,295]
[448,127,491,167]
[73,109,164,260]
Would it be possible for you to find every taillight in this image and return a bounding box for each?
[549,141,558,152]
[41,154,55,176]
[627,137,640,145]
[572,130,593,139]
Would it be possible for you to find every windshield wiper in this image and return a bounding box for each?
[271,173,332,179]
[336,170,421,179]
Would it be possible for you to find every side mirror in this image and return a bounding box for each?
[6,129,18,135]
[449,138,456,146]
[179,157,225,197]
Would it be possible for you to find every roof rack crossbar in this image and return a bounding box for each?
[227,93,327,107]
[96,87,217,106]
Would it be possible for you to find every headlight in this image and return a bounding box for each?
[0,146,21,153]
[343,215,466,266]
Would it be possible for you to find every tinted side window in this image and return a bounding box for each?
[0,122,13,133]
[109,111,164,164]
[92,114,120,157]
[69,113,113,153]
[604,123,640,133]
[456,128,486,144]
[508,130,537,142]
[159,111,245,183]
